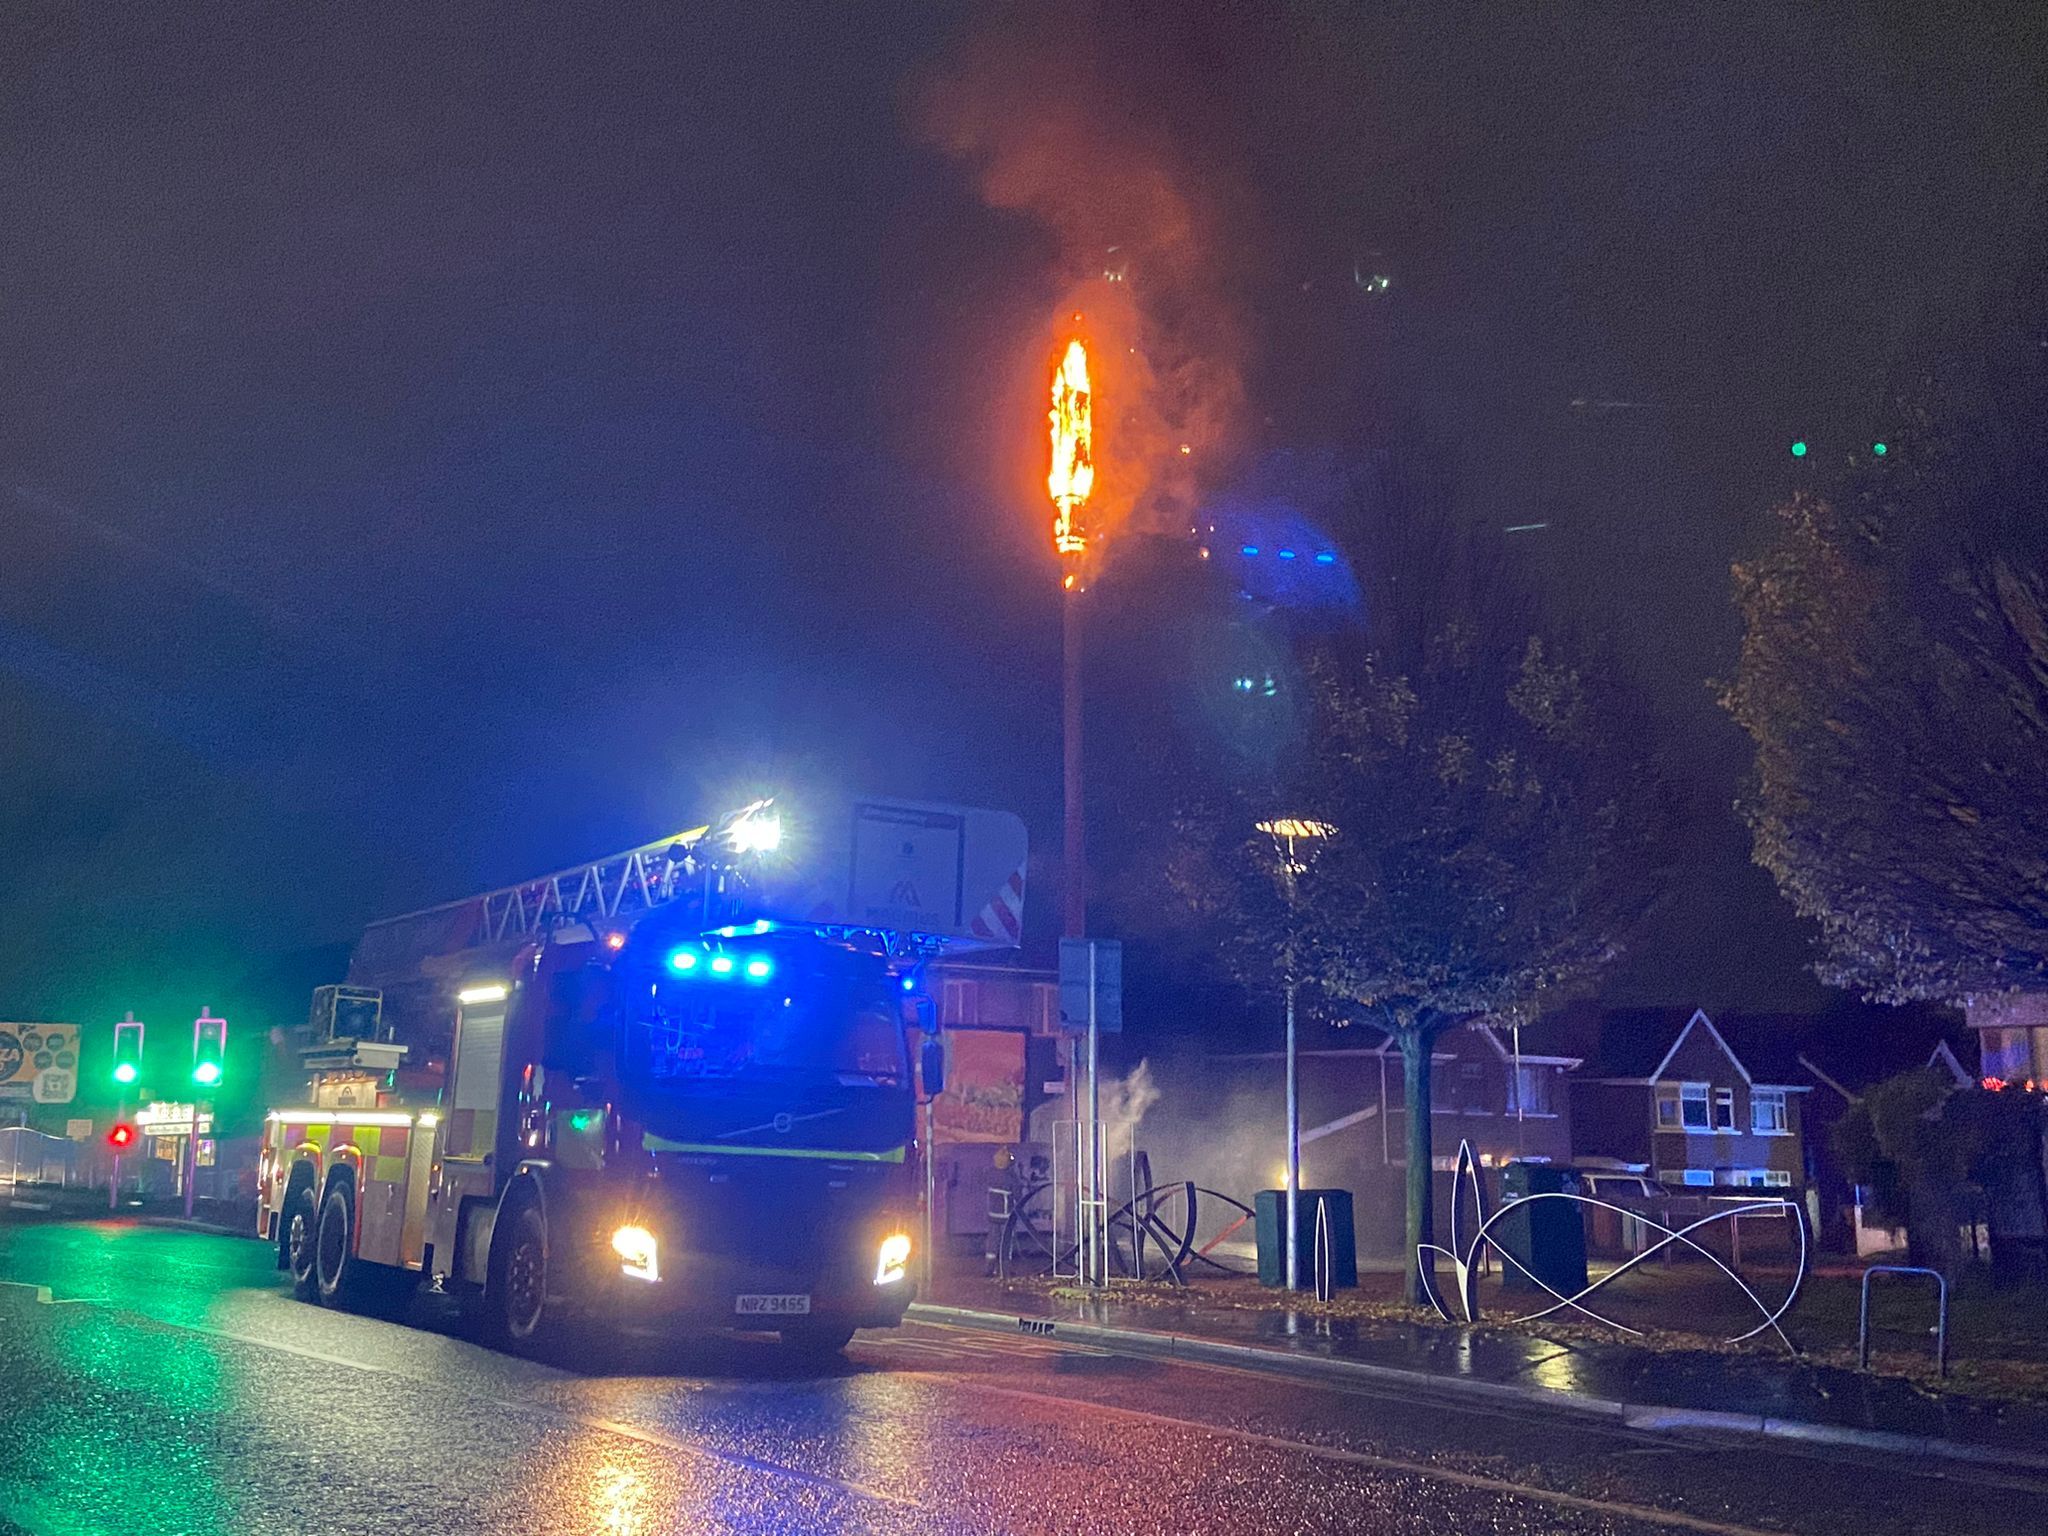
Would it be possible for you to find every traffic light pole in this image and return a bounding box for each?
[109,1092,126,1211]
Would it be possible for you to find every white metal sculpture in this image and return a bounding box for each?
[1418,1142,1809,1353]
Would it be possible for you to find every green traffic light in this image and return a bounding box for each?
[112,1062,138,1086]
[1872,441,1887,456]
[1790,440,1808,458]
[192,1060,221,1086]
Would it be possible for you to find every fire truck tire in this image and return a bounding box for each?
[315,1176,371,1310]
[777,1320,857,1356]
[489,1201,558,1353]
[282,1184,320,1302]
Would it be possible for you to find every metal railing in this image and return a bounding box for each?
[1859,1264,1948,1377]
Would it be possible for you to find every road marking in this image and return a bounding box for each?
[0,1280,920,1511]
[893,1369,1796,1536]
[0,1278,94,1306]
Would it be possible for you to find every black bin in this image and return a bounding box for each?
[1495,1163,1588,1295]
[1254,1188,1358,1290]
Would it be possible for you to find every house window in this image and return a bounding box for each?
[1458,1061,1487,1113]
[942,979,978,1026]
[1713,1087,1736,1131]
[1512,1066,1551,1116]
[1751,1089,1788,1134]
[1680,1083,1711,1130]
[1655,1089,1680,1129]
[1680,1168,1714,1187]
[1764,1169,1793,1187]
[1031,982,1058,1034]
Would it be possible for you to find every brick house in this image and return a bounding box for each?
[1570,1008,1809,1192]
[1188,1023,1581,1258]
[1968,993,2048,1085]
[1371,1021,1583,1171]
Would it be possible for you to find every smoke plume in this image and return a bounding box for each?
[912,5,1248,563]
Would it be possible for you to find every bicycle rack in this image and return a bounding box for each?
[1859,1265,1948,1377]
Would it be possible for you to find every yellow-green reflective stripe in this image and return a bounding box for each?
[641,1136,905,1164]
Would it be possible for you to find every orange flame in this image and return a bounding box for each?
[1048,337,1093,563]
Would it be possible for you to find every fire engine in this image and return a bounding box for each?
[255,795,1026,1354]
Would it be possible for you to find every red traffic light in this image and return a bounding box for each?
[106,1123,137,1150]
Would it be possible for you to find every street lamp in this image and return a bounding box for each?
[1257,816,1336,1291]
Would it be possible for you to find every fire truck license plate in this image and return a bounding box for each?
[736,1293,811,1315]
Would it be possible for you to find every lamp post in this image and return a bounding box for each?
[1257,816,1336,1290]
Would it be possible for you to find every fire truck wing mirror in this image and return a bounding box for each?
[920,1037,946,1099]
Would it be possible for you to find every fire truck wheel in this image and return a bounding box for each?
[777,1320,857,1356]
[492,1202,556,1351]
[315,1177,369,1310]
[282,1184,319,1302]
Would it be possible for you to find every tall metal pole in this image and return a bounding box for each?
[923,1094,936,1292]
[1285,975,1300,1291]
[1087,940,1103,1284]
[109,1094,124,1212]
[1062,587,1085,941]
[1066,577,1101,1284]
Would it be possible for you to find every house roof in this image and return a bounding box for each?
[1330,1020,1582,1069]
[1547,999,1969,1092]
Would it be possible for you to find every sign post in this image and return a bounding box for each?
[1059,939,1121,1285]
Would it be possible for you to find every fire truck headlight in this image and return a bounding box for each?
[611,1225,660,1282]
[874,1232,912,1286]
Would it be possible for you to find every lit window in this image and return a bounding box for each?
[1655,1089,1681,1129]
[1713,1087,1735,1131]
[1751,1089,1788,1134]
[1680,1083,1711,1130]
[1681,1168,1714,1187]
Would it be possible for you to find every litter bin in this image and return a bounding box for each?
[1495,1163,1588,1295]
[1254,1188,1358,1290]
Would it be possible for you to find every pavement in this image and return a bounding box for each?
[917,1271,2048,1471]
[2,1216,2047,1535]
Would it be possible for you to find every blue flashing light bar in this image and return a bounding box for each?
[668,945,777,982]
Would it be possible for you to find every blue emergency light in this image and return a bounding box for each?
[666,945,774,983]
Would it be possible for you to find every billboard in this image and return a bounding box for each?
[0,1023,79,1105]
[932,1030,1027,1143]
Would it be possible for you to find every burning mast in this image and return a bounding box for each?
[1048,330,1093,939]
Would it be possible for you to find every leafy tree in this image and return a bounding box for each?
[1835,1069,2048,1281]
[1722,294,2048,1003]
[1833,1067,1972,1275]
[1115,452,1667,1304]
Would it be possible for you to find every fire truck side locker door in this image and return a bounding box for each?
[429,992,510,1286]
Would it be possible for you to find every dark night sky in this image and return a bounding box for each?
[4,3,2045,1033]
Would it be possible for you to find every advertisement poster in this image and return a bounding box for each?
[0,1023,79,1105]
[933,1029,1025,1143]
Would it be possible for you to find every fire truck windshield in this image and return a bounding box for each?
[614,935,913,1153]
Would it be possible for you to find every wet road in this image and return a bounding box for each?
[0,1220,2039,1535]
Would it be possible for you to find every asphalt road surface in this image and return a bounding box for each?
[0,1219,2039,1535]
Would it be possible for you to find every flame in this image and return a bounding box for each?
[1048,336,1094,561]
